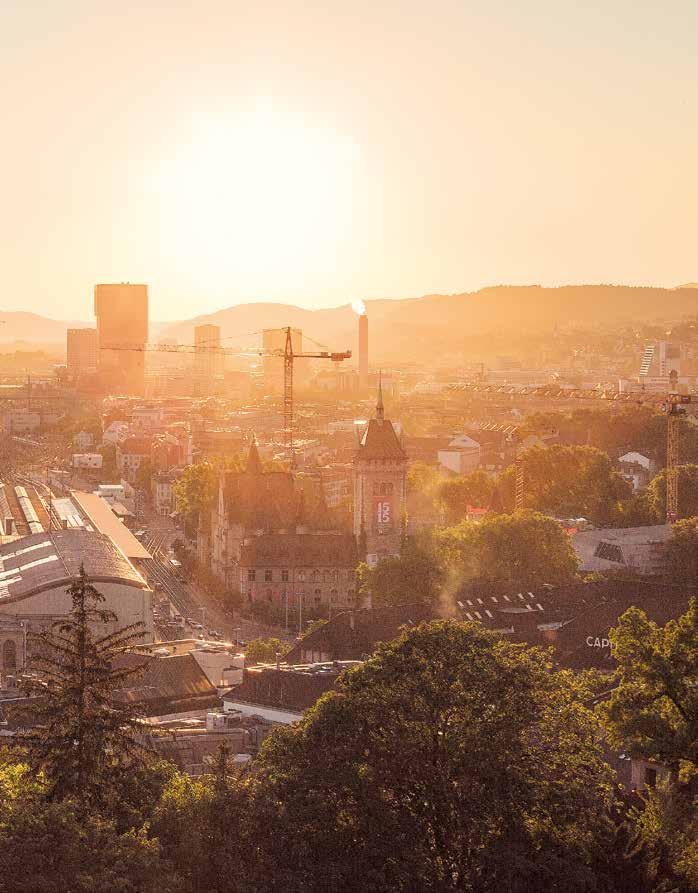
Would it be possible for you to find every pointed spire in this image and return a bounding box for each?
[246,433,262,476]
[376,371,384,421]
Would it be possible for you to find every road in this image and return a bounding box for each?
[139,525,287,646]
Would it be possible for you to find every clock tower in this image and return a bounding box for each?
[353,377,407,566]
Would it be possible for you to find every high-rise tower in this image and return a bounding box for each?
[353,377,407,566]
[94,283,148,396]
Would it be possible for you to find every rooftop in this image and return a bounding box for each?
[0,529,147,605]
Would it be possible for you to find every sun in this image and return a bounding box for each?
[155,103,360,296]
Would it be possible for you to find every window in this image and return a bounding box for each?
[2,639,17,670]
[281,569,289,582]
[645,767,658,788]
[265,569,273,582]
[266,588,272,602]
[247,569,256,582]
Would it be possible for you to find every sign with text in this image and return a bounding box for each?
[373,498,392,527]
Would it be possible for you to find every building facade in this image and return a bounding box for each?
[352,381,407,566]
[66,328,98,374]
[201,439,355,611]
[94,283,149,396]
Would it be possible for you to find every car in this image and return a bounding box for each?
[192,622,203,630]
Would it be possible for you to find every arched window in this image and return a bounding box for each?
[2,639,17,670]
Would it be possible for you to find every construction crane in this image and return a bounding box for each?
[447,376,697,522]
[106,327,351,466]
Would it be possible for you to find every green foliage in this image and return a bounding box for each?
[173,460,219,527]
[628,776,698,893]
[501,444,632,525]
[437,510,579,589]
[406,460,441,497]
[135,457,153,491]
[174,454,259,526]
[154,745,250,893]
[599,599,698,770]
[98,441,117,479]
[438,469,495,523]
[13,567,149,808]
[357,539,444,608]
[648,464,698,521]
[358,512,579,608]
[299,618,328,640]
[245,636,291,665]
[665,518,698,585]
[0,756,181,893]
[240,621,619,892]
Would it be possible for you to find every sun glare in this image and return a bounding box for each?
[155,104,360,295]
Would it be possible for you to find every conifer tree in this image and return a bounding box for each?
[16,565,150,806]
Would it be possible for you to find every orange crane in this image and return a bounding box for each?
[106,327,351,466]
[448,375,697,522]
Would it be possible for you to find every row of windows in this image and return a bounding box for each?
[256,588,356,603]
[248,568,351,583]
[372,482,394,496]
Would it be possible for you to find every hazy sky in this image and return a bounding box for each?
[2,1,697,321]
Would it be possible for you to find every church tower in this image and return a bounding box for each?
[353,376,407,565]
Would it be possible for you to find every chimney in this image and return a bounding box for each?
[358,313,368,391]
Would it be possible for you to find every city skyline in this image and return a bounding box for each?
[2,1,697,320]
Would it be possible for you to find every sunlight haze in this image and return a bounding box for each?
[2,0,697,320]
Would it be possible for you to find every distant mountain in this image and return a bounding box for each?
[0,311,88,345]
[0,312,172,347]
[158,285,698,364]
[5,285,698,363]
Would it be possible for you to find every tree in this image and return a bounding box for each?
[174,455,250,527]
[245,636,291,665]
[357,539,444,608]
[154,744,250,893]
[136,457,153,493]
[599,599,698,770]
[239,621,619,892]
[436,511,579,589]
[648,464,698,521]
[98,441,117,479]
[665,518,698,585]
[173,460,218,527]
[14,567,150,807]
[499,444,632,525]
[438,469,495,523]
[0,756,182,893]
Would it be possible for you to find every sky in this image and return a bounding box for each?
[1,1,697,321]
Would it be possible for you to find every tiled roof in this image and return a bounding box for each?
[0,529,146,605]
[113,652,219,714]
[240,533,357,568]
[223,469,298,529]
[285,603,435,662]
[356,418,407,461]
